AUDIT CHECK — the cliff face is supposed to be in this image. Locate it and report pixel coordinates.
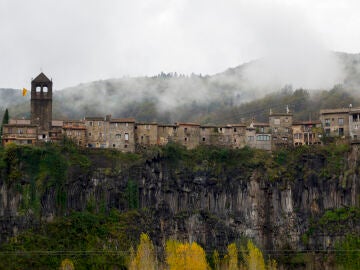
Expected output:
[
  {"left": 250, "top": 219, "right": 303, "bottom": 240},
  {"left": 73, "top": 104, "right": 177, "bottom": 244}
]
[{"left": 0, "top": 144, "right": 359, "bottom": 257}]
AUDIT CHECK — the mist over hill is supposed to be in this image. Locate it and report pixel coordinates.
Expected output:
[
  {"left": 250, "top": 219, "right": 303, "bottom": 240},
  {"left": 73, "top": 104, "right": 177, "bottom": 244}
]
[{"left": 1, "top": 51, "right": 360, "bottom": 123}]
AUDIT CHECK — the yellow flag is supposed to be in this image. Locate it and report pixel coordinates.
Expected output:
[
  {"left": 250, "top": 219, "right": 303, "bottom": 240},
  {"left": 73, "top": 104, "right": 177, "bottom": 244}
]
[{"left": 22, "top": 88, "right": 27, "bottom": 96}]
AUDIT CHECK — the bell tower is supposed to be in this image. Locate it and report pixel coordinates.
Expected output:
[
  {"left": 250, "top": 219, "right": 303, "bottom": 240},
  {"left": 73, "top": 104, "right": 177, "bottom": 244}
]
[{"left": 30, "top": 72, "right": 53, "bottom": 131}]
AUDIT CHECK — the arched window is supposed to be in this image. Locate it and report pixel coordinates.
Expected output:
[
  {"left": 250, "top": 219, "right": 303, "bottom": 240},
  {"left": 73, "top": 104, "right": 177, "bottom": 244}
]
[
  {"left": 36, "top": 86, "right": 41, "bottom": 92},
  {"left": 43, "top": 86, "right": 48, "bottom": 93}
]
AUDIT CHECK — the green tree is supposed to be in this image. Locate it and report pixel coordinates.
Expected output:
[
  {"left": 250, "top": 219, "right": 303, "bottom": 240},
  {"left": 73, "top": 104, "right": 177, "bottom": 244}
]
[
  {"left": 126, "top": 179, "right": 139, "bottom": 209},
  {"left": 335, "top": 235, "right": 360, "bottom": 270},
  {"left": 0, "top": 108, "right": 9, "bottom": 138}
]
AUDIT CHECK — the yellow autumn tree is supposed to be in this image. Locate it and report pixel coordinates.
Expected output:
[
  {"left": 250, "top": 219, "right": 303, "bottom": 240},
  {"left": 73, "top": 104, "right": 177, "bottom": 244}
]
[
  {"left": 226, "top": 243, "right": 238, "bottom": 270},
  {"left": 59, "top": 258, "right": 75, "bottom": 270},
  {"left": 266, "top": 258, "right": 277, "bottom": 270},
  {"left": 213, "top": 250, "right": 220, "bottom": 270},
  {"left": 166, "top": 239, "right": 208, "bottom": 270},
  {"left": 244, "top": 240, "right": 265, "bottom": 270},
  {"left": 129, "top": 233, "right": 157, "bottom": 270}
]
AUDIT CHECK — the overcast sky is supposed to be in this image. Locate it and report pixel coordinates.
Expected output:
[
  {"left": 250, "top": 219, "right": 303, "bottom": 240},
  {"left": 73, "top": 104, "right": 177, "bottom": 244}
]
[{"left": 1, "top": 0, "right": 360, "bottom": 89}]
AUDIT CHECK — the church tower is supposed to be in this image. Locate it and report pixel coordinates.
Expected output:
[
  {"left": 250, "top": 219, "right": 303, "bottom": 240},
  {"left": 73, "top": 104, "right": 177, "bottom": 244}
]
[{"left": 30, "top": 72, "right": 53, "bottom": 132}]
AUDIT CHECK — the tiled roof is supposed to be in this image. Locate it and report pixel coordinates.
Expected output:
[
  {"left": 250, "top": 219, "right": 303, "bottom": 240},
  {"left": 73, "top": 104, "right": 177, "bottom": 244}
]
[
  {"left": 32, "top": 72, "right": 51, "bottom": 83},
  {"left": 177, "top": 122, "right": 200, "bottom": 126},
  {"left": 110, "top": 118, "right": 136, "bottom": 123},
  {"left": 320, "top": 108, "right": 350, "bottom": 114}
]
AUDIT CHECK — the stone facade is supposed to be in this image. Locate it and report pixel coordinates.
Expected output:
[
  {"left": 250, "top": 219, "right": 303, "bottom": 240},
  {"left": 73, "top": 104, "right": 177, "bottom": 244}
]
[
  {"left": 158, "top": 124, "right": 177, "bottom": 145},
  {"left": 245, "top": 122, "right": 272, "bottom": 151},
  {"left": 62, "top": 120, "right": 87, "bottom": 147},
  {"left": 135, "top": 123, "right": 158, "bottom": 147},
  {"left": 269, "top": 111, "right": 293, "bottom": 148},
  {"left": 30, "top": 73, "right": 53, "bottom": 134},
  {"left": 319, "top": 108, "right": 350, "bottom": 138},
  {"left": 85, "top": 117, "right": 109, "bottom": 148},
  {"left": 349, "top": 109, "right": 360, "bottom": 141},
  {"left": 292, "top": 121, "right": 322, "bottom": 146},
  {"left": 2, "top": 124, "right": 37, "bottom": 146},
  {"left": 174, "top": 123, "right": 201, "bottom": 149},
  {"left": 108, "top": 118, "right": 135, "bottom": 152}
]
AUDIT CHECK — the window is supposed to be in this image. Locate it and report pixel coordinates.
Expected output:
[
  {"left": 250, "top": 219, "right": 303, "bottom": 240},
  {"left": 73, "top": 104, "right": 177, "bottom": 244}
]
[
  {"left": 202, "top": 137, "right": 205, "bottom": 141},
  {"left": 124, "top": 144, "right": 128, "bottom": 148},
  {"left": 325, "top": 128, "right": 330, "bottom": 136},
  {"left": 113, "top": 144, "right": 116, "bottom": 148},
  {"left": 116, "top": 134, "right": 121, "bottom": 139},
  {"left": 126, "top": 123, "right": 129, "bottom": 127},
  {"left": 338, "top": 118, "right": 344, "bottom": 125},
  {"left": 36, "top": 86, "right": 41, "bottom": 92},
  {"left": 88, "top": 132, "right": 92, "bottom": 136},
  {"left": 274, "top": 119, "right": 280, "bottom": 125},
  {"left": 282, "top": 137, "right": 288, "bottom": 141},
  {"left": 294, "top": 133, "right": 303, "bottom": 139},
  {"left": 339, "top": 128, "right": 344, "bottom": 136},
  {"left": 248, "top": 136, "right": 254, "bottom": 141},
  {"left": 184, "top": 127, "right": 188, "bottom": 132},
  {"left": 43, "top": 86, "right": 48, "bottom": 93},
  {"left": 89, "top": 121, "right": 93, "bottom": 126},
  {"left": 184, "top": 137, "right": 188, "bottom": 142},
  {"left": 125, "top": 133, "right": 129, "bottom": 141},
  {"left": 260, "top": 127, "right": 264, "bottom": 133},
  {"left": 234, "top": 128, "right": 237, "bottom": 132},
  {"left": 256, "top": 135, "right": 270, "bottom": 141},
  {"left": 325, "top": 119, "right": 330, "bottom": 127}
]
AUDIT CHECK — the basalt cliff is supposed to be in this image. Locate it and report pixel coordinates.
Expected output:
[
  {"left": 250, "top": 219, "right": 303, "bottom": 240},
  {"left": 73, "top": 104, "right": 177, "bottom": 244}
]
[{"left": 0, "top": 143, "right": 359, "bottom": 269}]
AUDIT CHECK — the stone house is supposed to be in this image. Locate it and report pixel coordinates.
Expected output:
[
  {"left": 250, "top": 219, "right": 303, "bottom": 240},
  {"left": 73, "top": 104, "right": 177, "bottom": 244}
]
[
  {"left": 245, "top": 122, "right": 271, "bottom": 151},
  {"left": 2, "top": 123, "right": 38, "bottom": 146},
  {"left": 292, "top": 120, "right": 322, "bottom": 146},
  {"left": 199, "top": 125, "right": 217, "bottom": 146},
  {"left": 85, "top": 116, "right": 109, "bottom": 148},
  {"left": 135, "top": 122, "right": 158, "bottom": 147},
  {"left": 157, "top": 124, "right": 177, "bottom": 145},
  {"left": 319, "top": 108, "right": 350, "bottom": 138},
  {"left": 175, "top": 123, "right": 200, "bottom": 149},
  {"left": 231, "top": 124, "right": 247, "bottom": 149},
  {"left": 62, "top": 120, "right": 87, "bottom": 147},
  {"left": 269, "top": 110, "right": 293, "bottom": 148},
  {"left": 349, "top": 108, "right": 360, "bottom": 141},
  {"left": 108, "top": 118, "right": 135, "bottom": 152}
]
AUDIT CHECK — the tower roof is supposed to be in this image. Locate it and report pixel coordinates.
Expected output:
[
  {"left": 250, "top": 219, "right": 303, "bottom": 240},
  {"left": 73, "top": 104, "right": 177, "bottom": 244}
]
[{"left": 32, "top": 72, "right": 51, "bottom": 83}]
